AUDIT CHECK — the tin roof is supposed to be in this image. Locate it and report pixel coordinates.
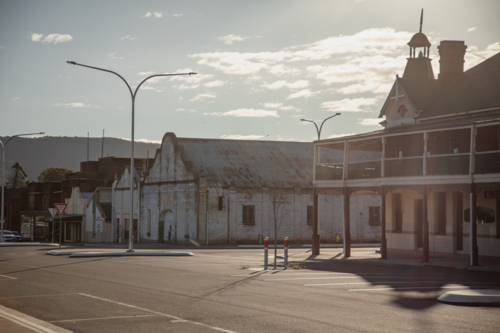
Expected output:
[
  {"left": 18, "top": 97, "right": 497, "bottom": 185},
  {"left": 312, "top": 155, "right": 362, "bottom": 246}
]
[{"left": 176, "top": 138, "right": 315, "bottom": 188}]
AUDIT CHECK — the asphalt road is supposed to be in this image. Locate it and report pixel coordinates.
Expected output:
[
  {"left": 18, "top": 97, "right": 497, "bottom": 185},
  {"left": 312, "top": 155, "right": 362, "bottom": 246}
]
[{"left": 0, "top": 245, "right": 499, "bottom": 333}]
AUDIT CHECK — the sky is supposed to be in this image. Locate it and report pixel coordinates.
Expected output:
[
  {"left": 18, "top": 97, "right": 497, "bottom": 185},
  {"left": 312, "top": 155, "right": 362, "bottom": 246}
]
[{"left": 1, "top": 0, "right": 499, "bottom": 143}]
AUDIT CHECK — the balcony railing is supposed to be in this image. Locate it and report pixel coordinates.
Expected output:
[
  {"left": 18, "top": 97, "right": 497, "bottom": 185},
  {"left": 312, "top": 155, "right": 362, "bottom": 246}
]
[
  {"left": 427, "top": 154, "right": 469, "bottom": 175},
  {"left": 475, "top": 151, "right": 500, "bottom": 174},
  {"left": 348, "top": 161, "right": 381, "bottom": 179},
  {"left": 385, "top": 157, "right": 423, "bottom": 177},
  {"left": 315, "top": 164, "right": 343, "bottom": 180}
]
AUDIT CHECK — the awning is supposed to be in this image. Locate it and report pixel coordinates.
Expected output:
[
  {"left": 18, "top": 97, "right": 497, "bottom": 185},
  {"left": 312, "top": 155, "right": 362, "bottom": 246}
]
[{"left": 37, "top": 214, "right": 83, "bottom": 223}]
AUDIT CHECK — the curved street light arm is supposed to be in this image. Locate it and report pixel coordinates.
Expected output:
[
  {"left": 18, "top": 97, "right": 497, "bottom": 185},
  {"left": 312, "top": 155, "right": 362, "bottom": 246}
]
[
  {"left": 134, "top": 72, "right": 197, "bottom": 98},
  {"left": 300, "top": 119, "right": 320, "bottom": 140},
  {"left": 68, "top": 62, "right": 134, "bottom": 100},
  {"left": 318, "top": 113, "right": 341, "bottom": 140}
]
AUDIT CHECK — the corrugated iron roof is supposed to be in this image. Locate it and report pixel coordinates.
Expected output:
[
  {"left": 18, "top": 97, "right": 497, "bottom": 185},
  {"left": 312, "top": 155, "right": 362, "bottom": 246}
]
[{"left": 177, "top": 138, "right": 315, "bottom": 188}]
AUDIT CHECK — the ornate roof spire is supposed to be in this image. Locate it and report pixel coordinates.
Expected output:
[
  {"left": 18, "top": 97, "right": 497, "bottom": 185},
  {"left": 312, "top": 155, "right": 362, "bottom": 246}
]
[{"left": 419, "top": 8, "right": 423, "bottom": 33}]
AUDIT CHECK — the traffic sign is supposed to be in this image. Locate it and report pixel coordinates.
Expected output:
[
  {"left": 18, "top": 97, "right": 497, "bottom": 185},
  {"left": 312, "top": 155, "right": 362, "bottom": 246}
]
[
  {"left": 48, "top": 208, "right": 58, "bottom": 217},
  {"left": 54, "top": 203, "right": 68, "bottom": 216}
]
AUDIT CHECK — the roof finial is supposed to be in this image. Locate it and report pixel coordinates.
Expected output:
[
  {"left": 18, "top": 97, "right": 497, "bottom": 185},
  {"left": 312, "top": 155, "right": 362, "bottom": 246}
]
[{"left": 419, "top": 8, "right": 423, "bottom": 33}]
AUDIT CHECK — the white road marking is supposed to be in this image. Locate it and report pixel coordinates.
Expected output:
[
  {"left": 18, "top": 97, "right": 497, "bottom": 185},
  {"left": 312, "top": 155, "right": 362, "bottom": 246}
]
[
  {"left": 266, "top": 275, "right": 407, "bottom": 281},
  {"left": 349, "top": 285, "right": 474, "bottom": 292},
  {"left": 0, "top": 293, "right": 76, "bottom": 299},
  {"left": 49, "top": 314, "right": 158, "bottom": 323},
  {"left": 4, "top": 253, "right": 17, "bottom": 255},
  {"left": 305, "top": 281, "right": 493, "bottom": 287},
  {"left": 0, "top": 274, "right": 17, "bottom": 280},
  {"left": 79, "top": 293, "right": 238, "bottom": 333}
]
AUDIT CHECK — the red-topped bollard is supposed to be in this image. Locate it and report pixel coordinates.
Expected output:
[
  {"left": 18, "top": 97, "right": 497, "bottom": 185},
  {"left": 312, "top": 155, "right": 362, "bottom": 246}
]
[
  {"left": 264, "top": 237, "right": 268, "bottom": 270},
  {"left": 284, "top": 237, "right": 288, "bottom": 268}
]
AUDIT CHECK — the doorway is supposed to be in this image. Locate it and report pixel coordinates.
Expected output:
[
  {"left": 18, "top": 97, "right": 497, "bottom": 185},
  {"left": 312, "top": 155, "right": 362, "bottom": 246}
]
[
  {"left": 414, "top": 199, "right": 423, "bottom": 248},
  {"left": 453, "top": 192, "right": 463, "bottom": 251},
  {"left": 159, "top": 210, "right": 174, "bottom": 243}
]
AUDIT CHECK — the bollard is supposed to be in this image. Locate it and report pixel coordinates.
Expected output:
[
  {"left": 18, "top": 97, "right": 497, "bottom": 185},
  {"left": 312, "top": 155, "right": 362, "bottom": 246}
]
[
  {"left": 264, "top": 237, "right": 268, "bottom": 270},
  {"left": 284, "top": 237, "right": 288, "bottom": 268}
]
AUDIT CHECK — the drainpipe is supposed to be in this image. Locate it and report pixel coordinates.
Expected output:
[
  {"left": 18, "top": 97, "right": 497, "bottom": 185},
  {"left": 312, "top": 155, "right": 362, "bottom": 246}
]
[{"left": 206, "top": 190, "right": 209, "bottom": 245}]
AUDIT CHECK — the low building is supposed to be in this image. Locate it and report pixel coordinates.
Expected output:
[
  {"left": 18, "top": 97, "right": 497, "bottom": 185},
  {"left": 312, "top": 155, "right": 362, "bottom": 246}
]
[{"left": 117, "top": 133, "right": 382, "bottom": 245}]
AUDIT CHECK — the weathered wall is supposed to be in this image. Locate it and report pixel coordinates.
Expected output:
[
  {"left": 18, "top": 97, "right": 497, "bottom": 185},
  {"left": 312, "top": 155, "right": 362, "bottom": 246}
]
[{"left": 112, "top": 168, "right": 140, "bottom": 243}]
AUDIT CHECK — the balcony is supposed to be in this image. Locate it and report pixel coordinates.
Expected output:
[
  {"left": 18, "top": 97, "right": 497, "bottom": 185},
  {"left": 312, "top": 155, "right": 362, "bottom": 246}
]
[
  {"left": 427, "top": 154, "right": 469, "bottom": 175},
  {"left": 385, "top": 157, "right": 423, "bottom": 177},
  {"left": 315, "top": 164, "right": 343, "bottom": 180},
  {"left": 348, "top": 161, "right": 381, "bottom": 179},
  {"left": 475, "top": 151, "right": 500, "bottom": 174}
]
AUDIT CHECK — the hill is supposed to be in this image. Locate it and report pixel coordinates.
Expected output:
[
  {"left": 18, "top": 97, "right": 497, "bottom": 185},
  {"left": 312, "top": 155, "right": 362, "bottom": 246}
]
[{"left": 0, "top": 136, "right": 160, "bottom": 181}]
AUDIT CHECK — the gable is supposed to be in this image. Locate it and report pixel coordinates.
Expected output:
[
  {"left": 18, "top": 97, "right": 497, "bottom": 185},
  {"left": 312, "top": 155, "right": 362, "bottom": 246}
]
[{"left": 145, "top": 133, "right": 196, "bottom": 184}]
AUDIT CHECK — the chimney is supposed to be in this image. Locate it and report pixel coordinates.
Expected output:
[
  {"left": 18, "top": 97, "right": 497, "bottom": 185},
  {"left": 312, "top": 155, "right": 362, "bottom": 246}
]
[{"left": 438, "top": 40, "right": 467, "bottom": 87}]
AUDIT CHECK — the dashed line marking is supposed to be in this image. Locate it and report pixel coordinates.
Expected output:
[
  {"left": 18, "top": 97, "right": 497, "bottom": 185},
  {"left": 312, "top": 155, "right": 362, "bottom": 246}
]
[
  {"left": 0, "top": 274, "right": 17, "bottom": 280},
  {"left": 78, "top": 293, "right": 238, "bottom": 333},
  {"left": 349, "top": 285, "right": 473, "bottom": 292},
  {"left": 50, "top": 314, "right": 158, "bottom": 323},
  {"left": 0, "top": 293, "right": 76, "bottom": 299}
]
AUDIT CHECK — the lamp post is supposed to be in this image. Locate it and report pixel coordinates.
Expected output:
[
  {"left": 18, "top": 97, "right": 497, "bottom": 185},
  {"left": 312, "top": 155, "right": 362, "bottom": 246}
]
[
  {"left": 1, "top": 132, "right": 45, "bottom": 242},
  {"left": 67, "top": 61, "right": 196, "bottom": 252},
  {"left": 300, "top": 113, "right": 341, "bottom": 140}
]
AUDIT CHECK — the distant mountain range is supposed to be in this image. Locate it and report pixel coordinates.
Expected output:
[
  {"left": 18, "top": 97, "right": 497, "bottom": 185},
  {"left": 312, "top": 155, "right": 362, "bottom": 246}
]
[{"left": 0, "top": 136, "right": 160, "bottom": 181}]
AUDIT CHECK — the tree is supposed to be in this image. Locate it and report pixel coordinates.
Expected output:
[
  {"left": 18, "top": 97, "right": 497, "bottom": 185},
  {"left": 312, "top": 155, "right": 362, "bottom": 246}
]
[
  {"left": 40, "top": 167, "right": 73, "bottom": 182},
  {"left": 7, "top": 162, "right": 28, "bottom": 189},
  {"left": 266, "top": 152, "right": 292, "bottom": 269}
]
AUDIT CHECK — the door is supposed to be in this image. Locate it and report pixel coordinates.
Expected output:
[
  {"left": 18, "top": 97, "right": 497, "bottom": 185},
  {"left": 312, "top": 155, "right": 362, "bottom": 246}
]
[
  {"left": 453, "top": 192, "right": 463, "bottom": 251},
  {"left": 393, "top": 193, "right": 402, "bottom": 232},
  {"left": 415, "top": 199, "right": 423, "bottom": 248}
]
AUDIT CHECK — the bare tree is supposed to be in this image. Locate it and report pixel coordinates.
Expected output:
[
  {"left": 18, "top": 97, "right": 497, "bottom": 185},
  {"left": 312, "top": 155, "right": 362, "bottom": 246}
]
[
  {"left": 8, "top": 162, "right": 28, "bottom": 189},
  {"left": 266, "top": 154, "right": 292, "bottom": 269}
]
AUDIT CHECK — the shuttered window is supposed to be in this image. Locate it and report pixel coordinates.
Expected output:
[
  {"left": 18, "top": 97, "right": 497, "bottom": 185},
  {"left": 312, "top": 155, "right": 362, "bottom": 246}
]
[{"left": 242, "top": 205, "right": 255, "bottom": 225}]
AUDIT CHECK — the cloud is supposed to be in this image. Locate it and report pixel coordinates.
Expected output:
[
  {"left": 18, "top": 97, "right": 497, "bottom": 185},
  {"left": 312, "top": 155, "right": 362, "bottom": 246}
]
[
  {"left": 204, "top": 80, "right": 228, "bottom": 88},
  {"left": 138, "top": 71, "right": 155, "bottom": 76},
  {"left": 121, "top": 35, "right": 138, "bottom": 40},
  {"left": 321, "top": 97, "right": 378, "bottom": 112},
  {"left": 191, "top": 27, "right": 414, "bottom": 95},
  {"left": 262, "top": 102, "right": 283, "bottom": 109},
  {"left": 220, "top": 134, "right": 265, "bottom": 140},
  {"left": 55, "top": 102, "right": 101, "bottom": 108},
  {"left": 31, "top": 33, "right": 43, "bottom": 42},
  {"left": 204, "top": 109, "right": 279, "bottom": 117},
  {"left": 287, "top": 89, "right": 319, "bottom": 99},
  {"left": 14, "top": 97, "right": 20, "bottom": 100},
  {"left": 175, "top": 108, "right": 196, "bottom": 113},
  {"left": 262, "top": 80, "right": 309, "bottom": 90},
  {"left": 172, "top": 13, "right": 183, "bottom": 17},
  {"left": 190, "top": 93, "right": 216, "bottom": 102},
  {"left": 465, "top": 42, "right": 500, "bottom": 69},
  {"left": 467, "top": 27, "right": 477, "bottom": 32},
  {"left": 32, "top": 33, "right": 73, "bottom": 44},
  {"left": 218, "top": 34, "right": 250, "bottom": 45},
  {"left": 140, "top": 86, "right": 164, "bottom": 92},
  {"left": 142, "top": 11, "right": 165, "bottom": 18},
  {"left": 358, "top": 118, "right": 383, "bottom": 126},
  {"left": 327, "top": 133, "right": 356, "bottom": 138}
]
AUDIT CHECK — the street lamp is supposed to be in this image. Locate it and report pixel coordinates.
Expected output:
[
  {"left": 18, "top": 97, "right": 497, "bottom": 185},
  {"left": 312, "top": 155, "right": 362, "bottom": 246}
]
[
  {"left": 301, "top": 113, "right": 341, "bottom": 140},
  {"left": 1, "top": 132, "right": 45, "bottom": 242},
  {"left": 67, "top": 61, "right": 197, "bottom": 252}
]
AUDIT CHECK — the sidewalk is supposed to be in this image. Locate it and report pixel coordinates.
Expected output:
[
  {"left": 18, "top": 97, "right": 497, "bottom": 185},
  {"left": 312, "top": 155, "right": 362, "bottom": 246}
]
[{"left": 0, "top": 304, "right": 72, "bottom": 333}]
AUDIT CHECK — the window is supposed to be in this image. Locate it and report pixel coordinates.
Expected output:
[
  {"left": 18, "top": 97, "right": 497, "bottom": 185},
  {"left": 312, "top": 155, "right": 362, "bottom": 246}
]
[
  {"left": 369, "top": 207, "right": 381, "bottom": 226},
  {"left": 29, "top": 194, "right": 34, "bottom": 206},
  {"left": 307, "top": 206, "right": 313, "bottom": 225},
  {"left": 242, "top": 205, "right": 255, "bottom": 225},
  {"left": 42, "top": 196, "right": 47, "bottom": 205},
  {"left": 395, "top": 137, "right": 403, "bottom": 158},
  {"left": 218, "top": 196, "right": 223, "bottom": 211}
]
